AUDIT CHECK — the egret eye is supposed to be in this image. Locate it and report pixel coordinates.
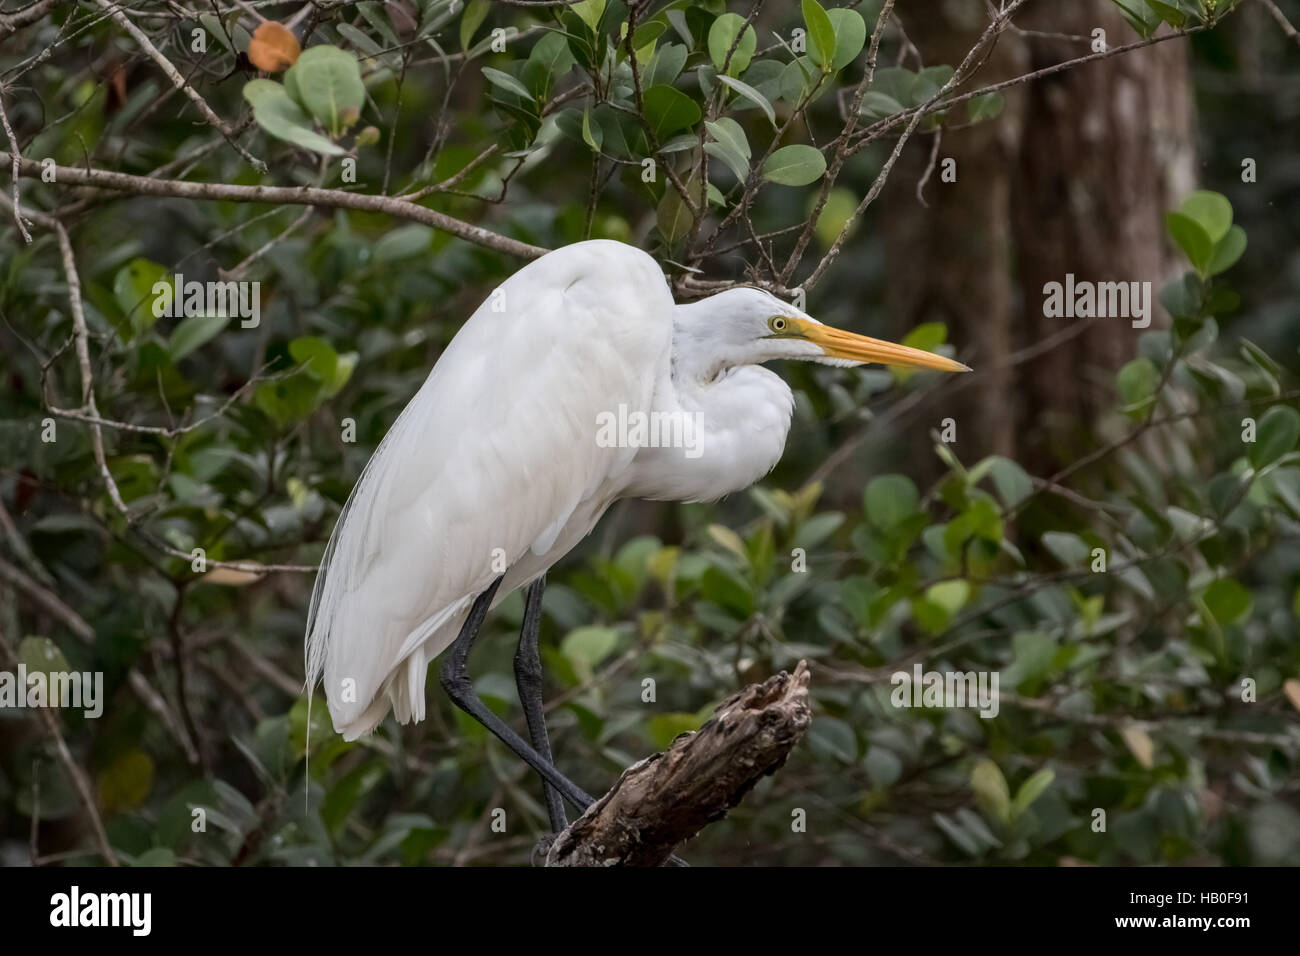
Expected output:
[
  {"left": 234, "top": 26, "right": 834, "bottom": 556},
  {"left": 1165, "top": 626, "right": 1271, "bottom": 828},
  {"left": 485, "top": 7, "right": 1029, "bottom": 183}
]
[{"left": 769, "top": 316, "right": 791, "bottom": 334}]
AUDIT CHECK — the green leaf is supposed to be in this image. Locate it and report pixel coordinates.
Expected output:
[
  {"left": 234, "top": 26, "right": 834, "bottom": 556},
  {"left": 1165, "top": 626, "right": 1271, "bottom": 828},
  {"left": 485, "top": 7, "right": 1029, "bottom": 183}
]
[
  {"left": 647, "top": 713, "right": 703, "bottom": 750},
  {"left": 481, "top": 66, "right": 533, "bottom": 102},
  {"left": 860, "top": 90, "right": 905, "bottom": 120},
  {"left": 913, "top": 65, "right": 954, "bottom": 102},
  {"left": 933, "top": 812, "right": 982, "bottom": 856},
  {"left": 113, "top": 257, "right": 169, "bottom": 337},
  {"left": 703, "top": 142, "right": 746, "bottom": 184},
  {"left": 561, "top": 625, "right": 619, "bottom": 676},
  {"left": 704, "top": 118, "right": 750, "bottom": 182},
  {"left": 825, "top": 8, "right": 867, "bottom": 71},
  {"left": 284, "top": 46, "right": 365, "bottom": 136},
  {"left": 865, "top": 474, "right": 919, "bottom": 531},
  {"left": 323, "top": 353, "right": 355, "bottom": 398},
  {"left": 987, "top": 456, "right": 1033, "bottom": 508},
  {"left": 801, "top": 0, "right": 836, "bottom": 70},
  {"left": 1010, "top": 769, "right": 1055, "bottom": 819},
  {"left": 1110, "top": 0, "right": 1162, "bottom": 38},
  {"left": 630, "top": 20, "right": 666, "bottom": 54},
  {"left": 98, "top": 750, "right": 155, "bottom": 814},
  {"left": 374, "top": 223, "right": 433, "bottom": 261},
  {"left": 707, "top": 12, "right": 756, "bottom": 75},
  {"left": 808, "top": 715, "right": 858, "bottom": 763},
  {"left": 716, "top": 74, "right": 776, "bottom": 126},
  {"left": 168, "top": 315, "right": 230, "bottom": 361},
  {"left": 656, "top": 183, "right": 693, "bottom": 243},
  {"left": 243, "top": 78, "right": 344, "bottom": 155},
  {"left": 1146, "top": 0, "right": 1188, "bottom": 27},
  {"left": 944, "top": 498, "right": 1004, "bottom": 553},
  {"left": 1177, "top": 189, "right": 1233, "bottom": 244},
  {"left": 131, "top": 847, "right": 177, "bottom": 867},
  {"left": 646, "top": 42, "right": 688, "bottom": 86},
  {"left": 706, "top": 523, "right": 747, "bottom": 560},
  {"left": 18, "top": 635, "right": 69, "bottom": 676},
  {"left": 811, "top": 186, "right": 857, "bottom": 247},
  {"left": 926, "top": 579, "right": 970, "bottom": 614},
  {"left": 1160, "top": 274, "right": 1202, "bottom": 319},
  {"left": 528, "top": 31, "right": 575, "bottom": 81},
  {"left": 865, "top": 746, "right": 903, "bottom": 787},
  {"left": 705, "top": 117, "right": 750, "bottom": 160},
  {"left": 1202, "top": 578, "right": 1252, "bottom": 625},
  {"left": 459, "top": 0, "right": 489, "bottom": 50},
  {"left": 256, "top": 372, "right": 319, "bottom": 425},
  {"left": 701, "top": 564, "right": 754, "bottom": 616},
  {"left": 289, "top": 336, "right": 339, "bottom": 384},
  {"left": 967, "top": 92, "right": 1006, "bottom": 122},
  {"left": 642, "top": 84, "right": 701, "bottom": 141},
  {"left": 1117, "top": 357, "right": 1159, "bottom": 412},
  {"left": 1042, "top": 531, "right": 1090, "bottom": 568},
  {"left": 1208, "top": 224, "right": 1247, "bottom": 276},
  {"left": 971, "top": 758, "right": 1011, "bottom": 825},
  {"left": 570, "top": 0, "right": 606, "bottom": 35},
  {"left": 1165, "top": 212, "right": 1213, "bottom": 273},
  {"left": 580, "top": 106, "right": 603, "bottom": 151},
  {"left": 762, "top": 144, "right": 826, "bottom": 186},
  {"left": 1251, "top": 405, "right": 1300, "bottom": 468}
]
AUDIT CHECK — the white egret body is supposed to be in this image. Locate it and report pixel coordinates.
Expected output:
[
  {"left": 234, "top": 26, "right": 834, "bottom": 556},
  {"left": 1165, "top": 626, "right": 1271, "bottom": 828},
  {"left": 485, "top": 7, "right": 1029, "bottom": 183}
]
[{"left": 305, "top": 240, "right": 966, "bottom": 741}]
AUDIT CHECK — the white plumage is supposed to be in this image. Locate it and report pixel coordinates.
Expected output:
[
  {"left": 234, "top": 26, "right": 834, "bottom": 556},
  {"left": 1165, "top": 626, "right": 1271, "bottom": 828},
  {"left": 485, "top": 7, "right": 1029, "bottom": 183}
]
[{"left": 305, "top": 239, "right": 967, "bottom": 739}]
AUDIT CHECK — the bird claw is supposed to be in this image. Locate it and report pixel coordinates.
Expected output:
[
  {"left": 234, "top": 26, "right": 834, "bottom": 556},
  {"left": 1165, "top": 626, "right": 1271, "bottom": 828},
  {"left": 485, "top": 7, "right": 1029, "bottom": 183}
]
[{"left": 530, "top": 833, "right": 557, "bottom": 867}]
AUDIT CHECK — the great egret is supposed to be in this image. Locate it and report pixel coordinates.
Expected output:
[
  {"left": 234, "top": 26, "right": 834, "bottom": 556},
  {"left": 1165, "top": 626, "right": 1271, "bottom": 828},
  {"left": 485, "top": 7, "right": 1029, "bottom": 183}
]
[{"left": 305, "top": 239, "right": 968, "bottom": 831}]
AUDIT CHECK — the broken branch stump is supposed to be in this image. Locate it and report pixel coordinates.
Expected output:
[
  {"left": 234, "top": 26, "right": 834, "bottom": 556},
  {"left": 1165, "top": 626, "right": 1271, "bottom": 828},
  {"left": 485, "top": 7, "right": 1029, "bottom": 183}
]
[{"left": 546, "top": 660, "right": 812, "bottom": 867}]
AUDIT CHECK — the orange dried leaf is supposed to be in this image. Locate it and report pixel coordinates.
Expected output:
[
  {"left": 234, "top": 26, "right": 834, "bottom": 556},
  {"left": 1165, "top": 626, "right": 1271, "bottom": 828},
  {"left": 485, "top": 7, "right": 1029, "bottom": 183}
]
[
  {"left": 248, "top": 21, "right": 300, "bottom": 72},
  {"left": 1284, "top": 678, "right": 1300, "bottom": 712}
]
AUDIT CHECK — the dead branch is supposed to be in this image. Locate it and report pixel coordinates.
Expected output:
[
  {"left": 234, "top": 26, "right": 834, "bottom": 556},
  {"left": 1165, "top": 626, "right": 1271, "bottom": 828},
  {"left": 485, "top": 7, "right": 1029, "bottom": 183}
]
[{"left": 546, "top": 661, "right": 811, "bottom": 867}]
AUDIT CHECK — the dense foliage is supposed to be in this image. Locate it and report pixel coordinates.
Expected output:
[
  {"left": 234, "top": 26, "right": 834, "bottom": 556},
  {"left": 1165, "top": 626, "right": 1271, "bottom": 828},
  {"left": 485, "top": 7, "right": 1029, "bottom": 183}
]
[{"left": 1, "top": 0, "right": 1297, "bottom": 867}]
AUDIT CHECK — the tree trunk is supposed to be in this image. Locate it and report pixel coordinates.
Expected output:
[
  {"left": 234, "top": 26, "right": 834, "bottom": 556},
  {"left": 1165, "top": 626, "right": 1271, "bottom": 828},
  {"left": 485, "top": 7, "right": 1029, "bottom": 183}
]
[{"left": 883, "top": 1, "right": 1195, "bottom": 474}]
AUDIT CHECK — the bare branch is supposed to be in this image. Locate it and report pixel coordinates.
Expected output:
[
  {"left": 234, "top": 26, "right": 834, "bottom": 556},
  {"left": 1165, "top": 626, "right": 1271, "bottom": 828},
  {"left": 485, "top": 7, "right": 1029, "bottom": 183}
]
[{"left": 0, "top": 152, "right": 549, "bottom": 259}]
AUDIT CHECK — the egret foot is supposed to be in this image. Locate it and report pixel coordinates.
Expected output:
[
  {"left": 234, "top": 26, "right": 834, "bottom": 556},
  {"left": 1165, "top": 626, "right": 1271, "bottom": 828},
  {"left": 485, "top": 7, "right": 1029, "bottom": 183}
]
[{"left": 530, "top": 833, "right": 556, "bottom": 867}]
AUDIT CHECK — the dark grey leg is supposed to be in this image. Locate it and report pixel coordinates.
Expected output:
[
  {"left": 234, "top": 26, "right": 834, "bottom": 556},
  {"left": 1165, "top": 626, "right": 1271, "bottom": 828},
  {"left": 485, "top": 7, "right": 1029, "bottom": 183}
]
[
  {"left": 440, "top": 576, "right": 594, "bottom": 814},
  {"left": 514, "top": 575, "right": 568, "bottom": 833}
]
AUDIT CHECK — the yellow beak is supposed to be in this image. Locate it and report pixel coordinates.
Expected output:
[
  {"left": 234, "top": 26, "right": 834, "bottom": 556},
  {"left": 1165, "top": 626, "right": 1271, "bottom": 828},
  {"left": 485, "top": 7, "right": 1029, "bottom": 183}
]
[{"left": 804, "top": 323, "right": 971, "bottom": 373}]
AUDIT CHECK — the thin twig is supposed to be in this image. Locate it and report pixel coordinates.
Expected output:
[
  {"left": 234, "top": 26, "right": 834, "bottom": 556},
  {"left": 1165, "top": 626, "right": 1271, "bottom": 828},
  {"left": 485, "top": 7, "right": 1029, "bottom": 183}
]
[
  {"left": 89, "top": 0, "right": 266, "bottom": 171},
  {"left": 0, "top": 89, "right": 31, "bottom": 242}
]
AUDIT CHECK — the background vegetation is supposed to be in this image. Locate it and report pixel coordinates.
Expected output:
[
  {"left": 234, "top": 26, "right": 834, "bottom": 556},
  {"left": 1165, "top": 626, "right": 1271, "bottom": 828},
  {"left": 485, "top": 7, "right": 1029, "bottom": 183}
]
[{"left": 1, "top": 0, "right": 1298, "bottom": 866}]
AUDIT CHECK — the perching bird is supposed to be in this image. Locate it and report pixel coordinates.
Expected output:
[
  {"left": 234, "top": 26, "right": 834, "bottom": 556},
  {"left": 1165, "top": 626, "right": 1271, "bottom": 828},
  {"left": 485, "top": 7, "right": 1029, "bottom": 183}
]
[{"left": 305, "top": 239, "right": 968, "bottom": 831}]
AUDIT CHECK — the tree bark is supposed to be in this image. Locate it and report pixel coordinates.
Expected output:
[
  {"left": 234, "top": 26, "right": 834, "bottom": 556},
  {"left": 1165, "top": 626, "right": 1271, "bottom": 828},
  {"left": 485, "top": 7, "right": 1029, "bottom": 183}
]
[{"left": 883, "top": 1, "right": 1195, "bottom": 474}]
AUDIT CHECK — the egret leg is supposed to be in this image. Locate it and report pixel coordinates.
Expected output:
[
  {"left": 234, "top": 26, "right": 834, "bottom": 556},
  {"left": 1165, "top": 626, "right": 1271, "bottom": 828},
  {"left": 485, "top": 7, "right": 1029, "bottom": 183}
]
[
  {"left": 514, "top": 575, "right": 568, "bottom": 833},
  {"left": 440, "top": 576, "right": 595, "bottom": 814}
]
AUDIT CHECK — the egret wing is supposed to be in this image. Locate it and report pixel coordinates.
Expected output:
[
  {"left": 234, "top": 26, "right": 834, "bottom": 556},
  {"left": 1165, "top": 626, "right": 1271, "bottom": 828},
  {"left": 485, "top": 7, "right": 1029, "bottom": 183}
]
[{"left": 305, "top": 241, "right": 672, "bottom": 737}]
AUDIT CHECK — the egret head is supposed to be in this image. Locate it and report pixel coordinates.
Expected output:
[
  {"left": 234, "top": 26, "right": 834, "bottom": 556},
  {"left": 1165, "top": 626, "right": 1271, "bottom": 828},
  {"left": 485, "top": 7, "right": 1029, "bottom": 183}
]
[{"left": 678, "top": 287, "right": 970, "bottom": 379}]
